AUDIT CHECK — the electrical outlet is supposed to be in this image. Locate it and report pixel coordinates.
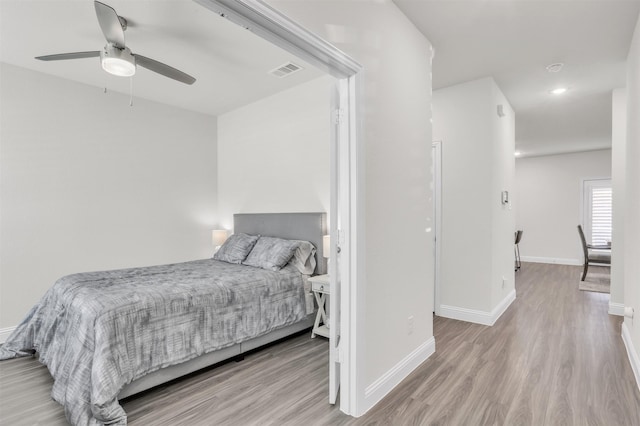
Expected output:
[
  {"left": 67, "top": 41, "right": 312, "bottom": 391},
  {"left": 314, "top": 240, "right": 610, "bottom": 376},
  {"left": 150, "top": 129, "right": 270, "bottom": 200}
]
[{"left": 408, "top": 315, "right": 414, "bottom": 335}]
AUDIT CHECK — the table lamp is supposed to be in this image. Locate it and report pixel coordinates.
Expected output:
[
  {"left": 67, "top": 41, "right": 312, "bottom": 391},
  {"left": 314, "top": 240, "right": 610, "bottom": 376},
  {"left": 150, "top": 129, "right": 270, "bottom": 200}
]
[
  {"left": 323, "top": 234, "right": 330, "bottom": 275},
  {"left": 212, "top": 229, "right": 229, "bottom": 253}
]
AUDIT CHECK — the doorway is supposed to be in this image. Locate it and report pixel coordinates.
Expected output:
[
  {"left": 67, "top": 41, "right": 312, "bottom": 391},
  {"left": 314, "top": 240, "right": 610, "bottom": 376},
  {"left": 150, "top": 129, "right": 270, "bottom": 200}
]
[{"left": 196, "top": 0, "right": 363, "bottom": 415}]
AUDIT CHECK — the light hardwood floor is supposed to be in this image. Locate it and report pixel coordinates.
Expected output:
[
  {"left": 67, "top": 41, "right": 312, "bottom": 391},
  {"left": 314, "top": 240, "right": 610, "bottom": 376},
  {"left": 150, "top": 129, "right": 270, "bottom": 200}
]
[{"left": 1, "top": 263, "right": 639, "bottom": 425}]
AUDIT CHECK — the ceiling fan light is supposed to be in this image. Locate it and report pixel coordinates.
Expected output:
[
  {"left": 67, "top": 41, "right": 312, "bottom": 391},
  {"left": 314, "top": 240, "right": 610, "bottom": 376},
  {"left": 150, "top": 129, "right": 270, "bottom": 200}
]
[
  {"left": 102, "top": 57, "right": 135, "bottom": 76},
  {"left": 101, "top": 44, "right": 135, "bottom": 77}
]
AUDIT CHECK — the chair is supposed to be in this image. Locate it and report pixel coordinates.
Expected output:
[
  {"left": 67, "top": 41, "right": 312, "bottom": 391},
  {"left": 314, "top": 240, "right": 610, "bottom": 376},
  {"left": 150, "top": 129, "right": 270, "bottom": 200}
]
[
  {"left": 514, "top": 230, "right": 523, "bottom": 271},
  {"left": 577, "top": 225, "right": 611, "bottom": 281}
]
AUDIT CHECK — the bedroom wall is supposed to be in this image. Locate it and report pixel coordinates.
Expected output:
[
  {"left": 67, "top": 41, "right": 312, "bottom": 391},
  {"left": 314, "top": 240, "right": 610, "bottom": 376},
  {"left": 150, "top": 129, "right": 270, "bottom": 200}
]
[
  {"left": 267, "top": 0, "right": 434, "bottom": 416},
  {"left": 622, "top": 12, "right": 640, "bottom": 391},
  {"left": 216, "top": 76, "right": 332, "bottom": 229},
  {"left": 432, "top": 77, "right": 516, "bottom": 321},
  {"left": 0, "top": 63, "right": 218, "bottom": 334},
  {"left": 611, "top": 89, "right": 627, "bottom": 314},
  {"left": 514, "top": 149, "right": 612, "bottom": 265}
]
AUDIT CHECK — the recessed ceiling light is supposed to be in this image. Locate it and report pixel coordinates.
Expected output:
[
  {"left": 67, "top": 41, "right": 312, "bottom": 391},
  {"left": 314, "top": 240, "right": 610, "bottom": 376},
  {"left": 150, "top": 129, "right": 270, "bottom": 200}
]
[
  {"left": 514, "top": 151, "right": 522, "bottom": 157},
  {"left": 546, "top": 63, "right": 564, "bottom": 73},
  {"left": 550, "top": 87, "right": 567, "bottom": 95}
]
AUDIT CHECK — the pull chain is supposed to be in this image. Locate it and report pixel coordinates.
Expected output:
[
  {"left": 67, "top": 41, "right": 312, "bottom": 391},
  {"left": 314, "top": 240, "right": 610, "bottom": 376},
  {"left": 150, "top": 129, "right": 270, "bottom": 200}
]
[{"left": 129, "top": 76, "right": 134, "bottom": 107}]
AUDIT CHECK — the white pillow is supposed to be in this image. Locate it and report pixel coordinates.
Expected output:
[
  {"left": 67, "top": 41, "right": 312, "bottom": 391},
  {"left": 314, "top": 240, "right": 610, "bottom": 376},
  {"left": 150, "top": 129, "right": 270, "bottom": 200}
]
[{"left": 287, "top": 240, "right": 317, "bottom": 275}]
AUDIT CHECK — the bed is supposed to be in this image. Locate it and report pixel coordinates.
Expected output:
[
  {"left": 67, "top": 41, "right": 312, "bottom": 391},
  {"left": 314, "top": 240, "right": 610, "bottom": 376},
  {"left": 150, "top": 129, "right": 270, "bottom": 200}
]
[{"left": 0, "top": 212, "right": 327, "bottom": 426}]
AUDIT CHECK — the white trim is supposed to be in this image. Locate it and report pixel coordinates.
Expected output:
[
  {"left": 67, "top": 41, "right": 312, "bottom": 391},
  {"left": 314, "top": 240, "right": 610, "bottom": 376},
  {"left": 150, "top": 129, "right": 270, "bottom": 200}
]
[
  {"left": 609, "top": 302, "right": 626, "bottom": 316},
  {"left": 350, "top": 73, "right": 365, "bottom": 417},
  {"left": 328, "top": 78, "right": 340, "bottom": 405},
  {"left": 520, "top": 256, "right": 581, "bottom": 266},
  {"left": 439, "top": 289, "right": 516, "bottom": 326},
  {"left": 0, "top": 326, "right": 16, "bottom": 344},
  {"left": 439, "top": 304, "right": 494, "bottom": 325},
  {"left": 621, "top": 322, "right": 640, "bottom": 392},
  {"left": 362, "top": 337, "right": 436, "bottom": 413},
  {"left": 432, "top": 141, "right": 442, "bottom": 316},
  {"left": 195, "top": 0, "right": 364, "bottom": 416},
  {"left": 492, "top": 290, "right": 517, "bottom": 324},
  {"left": 194, "top": 0, "right": 361, "bottom": 79}
]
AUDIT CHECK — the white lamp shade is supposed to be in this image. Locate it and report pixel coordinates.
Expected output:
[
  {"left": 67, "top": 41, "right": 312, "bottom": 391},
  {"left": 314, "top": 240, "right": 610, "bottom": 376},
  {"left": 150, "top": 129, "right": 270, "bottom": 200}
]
[
  {"left": 322, "top": 235, "right": 330, "bottom": 258},
  {"left": 212, "top": 230, "right": 229, "bottom": 247}
]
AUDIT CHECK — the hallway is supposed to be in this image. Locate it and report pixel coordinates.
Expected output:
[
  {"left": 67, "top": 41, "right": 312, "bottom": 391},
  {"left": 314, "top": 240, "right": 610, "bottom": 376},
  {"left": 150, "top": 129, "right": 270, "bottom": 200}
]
[{"left": 359, "top": 262, "right": 640, "bottom": 424}]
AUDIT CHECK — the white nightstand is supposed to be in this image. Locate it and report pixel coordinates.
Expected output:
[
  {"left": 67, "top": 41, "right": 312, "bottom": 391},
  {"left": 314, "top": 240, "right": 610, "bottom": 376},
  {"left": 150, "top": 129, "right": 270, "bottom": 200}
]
[{"left": 308, "top": 274, "right": 330, "bottom": 339}]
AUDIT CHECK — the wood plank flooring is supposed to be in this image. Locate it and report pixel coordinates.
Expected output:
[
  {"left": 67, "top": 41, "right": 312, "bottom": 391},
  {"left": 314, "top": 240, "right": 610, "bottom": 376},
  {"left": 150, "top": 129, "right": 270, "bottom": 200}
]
[
  {"left": 1, "top": 262, "right": 639, "bottom": 425},
  {"left": 354, "top": 263, "right": 640, "bottom": 425}
]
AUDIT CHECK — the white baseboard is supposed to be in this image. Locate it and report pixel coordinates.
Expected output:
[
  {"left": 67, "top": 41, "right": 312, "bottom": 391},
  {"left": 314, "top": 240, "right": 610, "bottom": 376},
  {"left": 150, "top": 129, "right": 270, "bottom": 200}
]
[
  {"left": 621, "top": 322, "right": 640, "bottom": 392},
  {"left": 520, "top": 256, "right": 581, "bottom": 266},
  {"left": 362, "top": 336, "right": 435, "bottom": 414},
  {"left": 439, "top": 304, "right": 494, "bottom": 325},
  {"left": 439, "top": 289, "right": 516, "bottom": 326},
  {"left": 0, "top": 326, "right": 16, "bottom": 344},
  {"left": 609, "top": 302, "right": 626, "bottom": 316},
  {"left": 492, "top": 289, "right": 517, "bottom": 323}
]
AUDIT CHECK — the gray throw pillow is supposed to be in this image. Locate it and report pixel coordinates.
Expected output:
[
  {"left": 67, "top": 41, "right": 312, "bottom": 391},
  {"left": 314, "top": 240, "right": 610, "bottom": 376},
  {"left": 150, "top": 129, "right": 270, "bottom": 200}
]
[
  {"left": 214, "top": 233, "right": 259, "bottom": 264},
  {"left": 243, "top": 236, "right": 300, "bottom": 271}
]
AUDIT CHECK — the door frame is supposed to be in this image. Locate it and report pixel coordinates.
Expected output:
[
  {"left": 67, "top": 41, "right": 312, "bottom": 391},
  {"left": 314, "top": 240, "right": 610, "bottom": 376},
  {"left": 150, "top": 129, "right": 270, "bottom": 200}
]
[
  {"left": 195, "top": 0, "right": 364, "bottom": 415},
  {"left": 432, "top": 141, "right": 442, "bottom": 316}
]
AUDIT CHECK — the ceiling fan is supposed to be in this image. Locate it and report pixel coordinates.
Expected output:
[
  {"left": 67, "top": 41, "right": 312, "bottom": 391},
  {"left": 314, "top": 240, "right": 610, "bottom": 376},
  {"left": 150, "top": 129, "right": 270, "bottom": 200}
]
[{"left": 35, "top": 1, "right": 196, "bottom": 85}]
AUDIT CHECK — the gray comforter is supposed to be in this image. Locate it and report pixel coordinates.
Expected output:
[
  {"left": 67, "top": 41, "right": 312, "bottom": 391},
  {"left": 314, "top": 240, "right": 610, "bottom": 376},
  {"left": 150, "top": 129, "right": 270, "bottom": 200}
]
[{"left": 0, "top": 259, "right": 307, "bottom": 425}]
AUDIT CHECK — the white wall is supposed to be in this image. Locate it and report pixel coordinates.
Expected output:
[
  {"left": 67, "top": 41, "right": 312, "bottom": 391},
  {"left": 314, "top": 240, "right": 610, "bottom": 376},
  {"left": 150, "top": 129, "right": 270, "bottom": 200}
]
[
  {"left": 515, "top": 150, "right": 612, "bottom": 265},
  {"left": 0, "top": 63, "right": 218, "bottom": 331},
  {"left": 611, "top": 89, "right": 627, "bottom": 311},
  {"left": 490, "top": 83, "right": 517, "bottom": 316},
  {"left": 432, "top": 77, "right": 515, "bottom": 318},
  {"left": 267, "top": 0, "right": 434, "bottom": 415},
  {"left": 217, "top": 76, "right": 332, "bottom": 229},
  {"left": 622, "top": 13, "right": 640, "bottom": 391}
]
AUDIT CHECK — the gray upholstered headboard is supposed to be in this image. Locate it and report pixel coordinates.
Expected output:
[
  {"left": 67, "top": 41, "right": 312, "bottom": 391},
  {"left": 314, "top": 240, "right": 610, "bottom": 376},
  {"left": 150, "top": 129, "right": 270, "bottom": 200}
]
[{"left": 234, "top": 212, "right": 327, "bottom": 275}]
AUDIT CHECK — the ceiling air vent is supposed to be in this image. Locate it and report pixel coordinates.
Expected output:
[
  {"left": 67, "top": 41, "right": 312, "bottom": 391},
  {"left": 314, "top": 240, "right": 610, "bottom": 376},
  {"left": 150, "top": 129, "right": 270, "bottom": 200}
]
[{"left": 269, "top": 62, "right": 303, "bottom": 78}]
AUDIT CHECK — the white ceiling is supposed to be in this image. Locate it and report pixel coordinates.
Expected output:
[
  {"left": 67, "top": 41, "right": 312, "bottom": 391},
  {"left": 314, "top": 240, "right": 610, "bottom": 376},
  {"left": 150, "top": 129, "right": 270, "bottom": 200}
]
[
  {"left": 394, "top": 0, "right": 640, "bottom": 157},
  {"left": 0, "top": 0, "right": 324, "bottom": 117},
  {"left": 3, "top": 1, "right": 639, "bottom": 157}
]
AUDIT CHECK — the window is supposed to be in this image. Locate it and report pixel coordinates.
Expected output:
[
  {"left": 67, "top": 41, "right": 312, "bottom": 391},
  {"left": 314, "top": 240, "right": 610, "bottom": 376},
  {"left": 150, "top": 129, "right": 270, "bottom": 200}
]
[{"left": 582, "top": 179, "right": 612, "bottom": 246}]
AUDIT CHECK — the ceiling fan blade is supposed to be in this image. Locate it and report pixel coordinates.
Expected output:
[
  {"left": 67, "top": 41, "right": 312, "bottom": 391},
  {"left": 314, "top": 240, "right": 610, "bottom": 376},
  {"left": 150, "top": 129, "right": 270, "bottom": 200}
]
[
  {"left": 35, "top": 51, "right": 101, "bottom": 61},
  {"left": 94, "top": 1, "right": 125, "bottom": 48},
  {"left": 134, "top": 55, "right": 196, "bottom": 85}
]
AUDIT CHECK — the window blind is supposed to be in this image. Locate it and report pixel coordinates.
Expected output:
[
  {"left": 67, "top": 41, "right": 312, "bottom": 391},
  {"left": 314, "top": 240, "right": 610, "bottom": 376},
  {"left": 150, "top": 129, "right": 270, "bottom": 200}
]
[{"left": 590, "top": 186, "right": 612, "bottom": 246}]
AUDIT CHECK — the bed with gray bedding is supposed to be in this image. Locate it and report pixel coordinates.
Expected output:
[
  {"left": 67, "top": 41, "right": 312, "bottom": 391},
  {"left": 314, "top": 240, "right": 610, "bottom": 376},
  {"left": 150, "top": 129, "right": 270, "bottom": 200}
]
[
  {"left": 0, "top": 259, "right": 309, "bottom": 425},
  {"left": 0, "top": 213, "right": 327, "bottom": 426}
]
